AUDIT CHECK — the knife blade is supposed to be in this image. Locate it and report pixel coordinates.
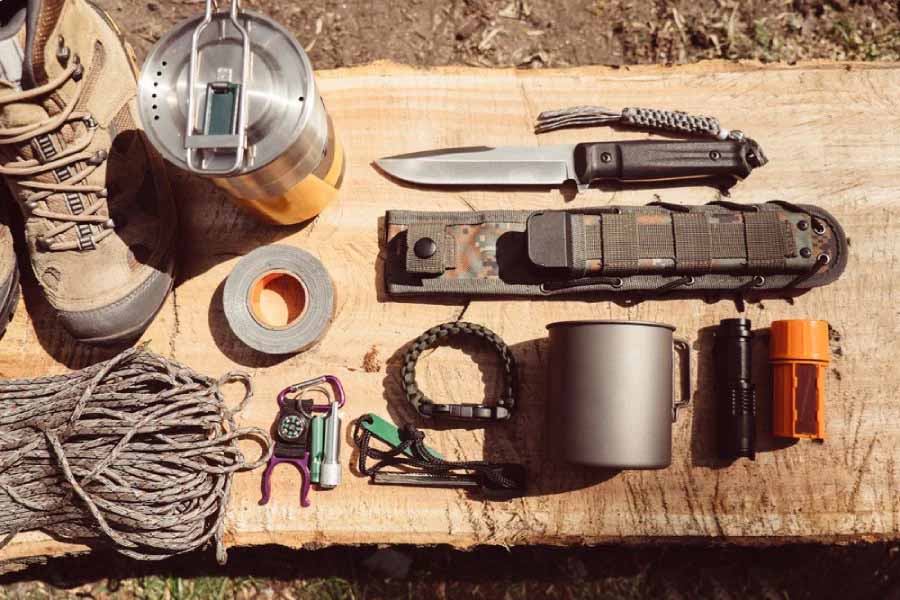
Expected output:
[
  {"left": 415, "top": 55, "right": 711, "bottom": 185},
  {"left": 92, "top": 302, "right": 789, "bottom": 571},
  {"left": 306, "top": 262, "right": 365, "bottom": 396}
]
[{"left": 376, "top": 139, "right": 766, "bottom": 191}]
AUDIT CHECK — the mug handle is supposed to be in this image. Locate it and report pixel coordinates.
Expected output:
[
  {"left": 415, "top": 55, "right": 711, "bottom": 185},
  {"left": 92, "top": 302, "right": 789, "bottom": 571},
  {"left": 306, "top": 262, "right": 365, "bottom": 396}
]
[{"left": 672, "top": 337, "right": 692, "bottom": 422}]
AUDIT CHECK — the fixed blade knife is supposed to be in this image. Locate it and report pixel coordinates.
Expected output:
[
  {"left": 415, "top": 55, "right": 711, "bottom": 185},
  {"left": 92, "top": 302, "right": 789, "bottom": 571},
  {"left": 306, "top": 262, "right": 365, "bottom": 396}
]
[{"left": 376, "top": 138, "right": 766, "bottom": 191}]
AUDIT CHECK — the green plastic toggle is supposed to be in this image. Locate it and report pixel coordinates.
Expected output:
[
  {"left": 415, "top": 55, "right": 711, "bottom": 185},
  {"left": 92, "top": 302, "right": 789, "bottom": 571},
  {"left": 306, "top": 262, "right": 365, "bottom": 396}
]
[{"left": 359, "top": 413, "right": 443, "bottom": 459}]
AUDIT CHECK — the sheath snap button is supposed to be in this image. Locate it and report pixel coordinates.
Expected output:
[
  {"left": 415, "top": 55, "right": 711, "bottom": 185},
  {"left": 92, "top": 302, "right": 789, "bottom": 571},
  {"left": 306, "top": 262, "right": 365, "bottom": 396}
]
[{"left": 414, "top": 237, "right": 437, "bottom": 259}]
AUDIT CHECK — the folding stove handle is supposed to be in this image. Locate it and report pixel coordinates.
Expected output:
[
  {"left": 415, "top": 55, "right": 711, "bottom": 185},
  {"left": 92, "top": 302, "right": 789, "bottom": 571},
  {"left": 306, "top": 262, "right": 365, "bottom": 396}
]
[{"left": 184, "top": 0, "right": 251, "bottom": 176}]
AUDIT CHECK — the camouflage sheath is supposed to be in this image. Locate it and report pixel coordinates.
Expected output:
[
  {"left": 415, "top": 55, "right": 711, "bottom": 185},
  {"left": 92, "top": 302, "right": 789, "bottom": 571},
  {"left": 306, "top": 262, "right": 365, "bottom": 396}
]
[{"left": 383, "top": 202, "right": 847, "bottom": 297}]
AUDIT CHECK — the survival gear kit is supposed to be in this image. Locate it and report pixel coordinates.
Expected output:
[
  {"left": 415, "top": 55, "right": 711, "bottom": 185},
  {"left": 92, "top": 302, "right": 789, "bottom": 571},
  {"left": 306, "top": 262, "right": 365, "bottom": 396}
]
[{"left": 0, "top": 0, "right": 847, "bottom": 563}]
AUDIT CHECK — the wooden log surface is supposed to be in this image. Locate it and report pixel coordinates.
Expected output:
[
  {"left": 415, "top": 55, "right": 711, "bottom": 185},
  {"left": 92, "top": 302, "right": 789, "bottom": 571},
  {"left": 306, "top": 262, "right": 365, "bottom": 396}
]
[{"left": 1, "top": 60, "right": 899, "bottom": 563}]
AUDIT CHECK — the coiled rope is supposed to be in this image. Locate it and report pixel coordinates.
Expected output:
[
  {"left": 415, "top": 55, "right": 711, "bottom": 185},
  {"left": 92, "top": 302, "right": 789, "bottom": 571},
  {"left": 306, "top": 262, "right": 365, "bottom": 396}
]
[{"left": 0, "top": 347, "right": 273, "bottom": 563}]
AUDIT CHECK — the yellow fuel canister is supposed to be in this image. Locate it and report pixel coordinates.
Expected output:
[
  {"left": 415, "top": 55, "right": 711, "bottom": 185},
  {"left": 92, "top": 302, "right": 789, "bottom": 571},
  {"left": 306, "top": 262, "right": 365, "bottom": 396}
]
[
  {"left": 136, "top": 0, "right": 344, "bottom": 224},
  {"left": 769, "top": 319, "right": 830, "bottom": 440}
]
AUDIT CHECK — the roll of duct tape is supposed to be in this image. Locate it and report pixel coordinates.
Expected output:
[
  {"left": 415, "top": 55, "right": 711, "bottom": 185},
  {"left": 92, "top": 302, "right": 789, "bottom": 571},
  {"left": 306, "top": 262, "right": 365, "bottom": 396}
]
[{"left": 224, "top": 246, "right": 334, "bottom": 355}]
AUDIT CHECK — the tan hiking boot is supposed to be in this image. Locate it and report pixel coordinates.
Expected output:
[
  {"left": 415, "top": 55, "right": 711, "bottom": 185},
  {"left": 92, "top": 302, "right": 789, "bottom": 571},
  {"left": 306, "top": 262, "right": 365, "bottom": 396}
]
[
  {"left": 0, "top": 199, "right": 20, "bottom": 336},
  {"left": 0, "top": 0, "right": 176, "bottom": 344}
]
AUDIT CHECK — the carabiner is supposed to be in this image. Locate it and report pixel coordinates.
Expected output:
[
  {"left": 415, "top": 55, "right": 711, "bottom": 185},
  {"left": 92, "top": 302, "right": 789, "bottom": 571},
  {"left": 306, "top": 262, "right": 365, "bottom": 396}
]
[
  {"left": 261, "top": 375, "right": 347, "bottom": 507},
  {"left": 277, "top": 375, "right": 345, "bottom": 413}
]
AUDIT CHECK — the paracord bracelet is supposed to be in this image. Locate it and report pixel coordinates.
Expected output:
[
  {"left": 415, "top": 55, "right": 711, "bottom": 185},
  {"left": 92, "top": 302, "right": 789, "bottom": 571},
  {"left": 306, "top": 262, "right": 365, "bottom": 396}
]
[{"left": 401, "top": 322, "right": 517, "bottom": 422}]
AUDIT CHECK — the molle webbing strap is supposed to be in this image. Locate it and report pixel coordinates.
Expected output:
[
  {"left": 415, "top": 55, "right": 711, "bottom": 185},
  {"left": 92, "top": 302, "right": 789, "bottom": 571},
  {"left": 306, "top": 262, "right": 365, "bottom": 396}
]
[
  {"left": 672, "top": 213, "right": 712, "bottom": 271},
  {"left": 600, "top": 214, "right": 639, "bottom": 273},
  {"left": 744, "top": 211, "right": 792, "bottom": 270},
  {"left": 712, "top": 222, "right": 746, "bottom": 258},
  {"left": 583, "top": 224, "right": 603, "bottom": 259},
  {"left": 638, "top": 222, "right": 674, "bottom": 259},
  {"left": 573, "top": 210, "right": 792, "bottom": 274}
]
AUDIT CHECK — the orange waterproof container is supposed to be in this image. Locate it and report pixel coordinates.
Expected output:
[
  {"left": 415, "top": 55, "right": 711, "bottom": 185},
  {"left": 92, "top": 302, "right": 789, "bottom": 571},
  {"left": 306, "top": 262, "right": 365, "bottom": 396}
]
[{"left": 769, "top": 320, "right": 830, "bottom": 439}]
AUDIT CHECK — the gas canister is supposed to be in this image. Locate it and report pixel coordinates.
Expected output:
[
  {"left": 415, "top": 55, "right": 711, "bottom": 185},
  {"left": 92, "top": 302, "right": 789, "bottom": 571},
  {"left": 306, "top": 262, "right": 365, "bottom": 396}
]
[{"left": 137, "top": 0, "right": 344, "bottom": 224}]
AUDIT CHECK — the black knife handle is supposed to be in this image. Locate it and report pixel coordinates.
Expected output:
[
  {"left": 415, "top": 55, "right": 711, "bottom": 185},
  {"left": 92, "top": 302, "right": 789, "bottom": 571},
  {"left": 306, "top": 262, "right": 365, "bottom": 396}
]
[{"left": 573, "top": 139, "right": 757, "bottom": 185}]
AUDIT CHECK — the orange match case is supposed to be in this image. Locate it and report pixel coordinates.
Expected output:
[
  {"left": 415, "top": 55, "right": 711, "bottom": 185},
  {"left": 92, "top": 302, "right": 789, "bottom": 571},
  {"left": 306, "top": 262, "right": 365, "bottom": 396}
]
[{"left": 770, "top": 320, "right": 830, "bottom": 440}]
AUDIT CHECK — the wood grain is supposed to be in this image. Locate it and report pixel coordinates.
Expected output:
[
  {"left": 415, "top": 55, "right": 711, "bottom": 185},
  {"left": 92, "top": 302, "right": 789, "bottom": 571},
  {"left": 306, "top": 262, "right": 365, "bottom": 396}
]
[{"left": 2, "top": 61, "right": 899, "bottom": 563}]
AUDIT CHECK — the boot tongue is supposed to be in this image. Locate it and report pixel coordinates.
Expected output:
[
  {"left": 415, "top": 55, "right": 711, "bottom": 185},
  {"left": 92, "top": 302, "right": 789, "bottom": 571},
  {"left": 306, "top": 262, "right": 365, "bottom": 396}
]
[
  {"left": 0, "top": 0, "right": 60, "bottom": 118},
  {"left": 19, "top": 0, "right": 65, "bottom": 90},
  {"left": 0, "top": 36, "right": 49, "bottom": 132},
  {"left": 0, "top": 14, "right": 25, "bottom": 90}
]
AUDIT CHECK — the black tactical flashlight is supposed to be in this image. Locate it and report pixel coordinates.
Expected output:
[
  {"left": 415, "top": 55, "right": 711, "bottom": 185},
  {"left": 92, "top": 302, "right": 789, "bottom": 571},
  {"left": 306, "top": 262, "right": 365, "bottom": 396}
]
[{"left": 715, "top": 318, "right": 756, "bottom": 460}]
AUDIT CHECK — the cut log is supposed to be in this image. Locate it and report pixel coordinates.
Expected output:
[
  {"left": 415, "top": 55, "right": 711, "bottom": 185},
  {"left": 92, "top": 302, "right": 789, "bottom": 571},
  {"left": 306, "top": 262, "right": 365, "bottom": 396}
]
[{"left": 2, "top": 61, "right": 899, "bottom": 564}]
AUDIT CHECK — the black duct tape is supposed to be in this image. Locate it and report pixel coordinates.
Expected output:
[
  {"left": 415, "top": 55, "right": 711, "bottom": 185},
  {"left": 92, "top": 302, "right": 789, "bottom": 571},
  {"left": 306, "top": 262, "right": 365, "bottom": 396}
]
[{"left": 223, "top": 246, "right": 335, "bottom": 355}]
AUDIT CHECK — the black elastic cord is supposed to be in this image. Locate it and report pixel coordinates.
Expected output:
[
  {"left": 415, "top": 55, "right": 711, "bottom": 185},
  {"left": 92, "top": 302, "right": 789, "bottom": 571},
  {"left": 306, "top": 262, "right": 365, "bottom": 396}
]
[
  {"left": 544, "top": 274, "right": 700, "bottom": 296},
  {"left": 647, "top": 200, "right": 691, "bottom": 212},
  {"left": 784, "top": 254, "right": 829, "bottom": 291},
  {"left": 541, "top": 276, "right": 623, "bottom": 292},
  {"left": 651, "top": 275, "right": 695, "bottom": 295},
  {"left": 734, "top": 275, "right": 765, "bottom": 293},
  {"left": 707, "top": 200, "right": 759, "bottom": 212}
]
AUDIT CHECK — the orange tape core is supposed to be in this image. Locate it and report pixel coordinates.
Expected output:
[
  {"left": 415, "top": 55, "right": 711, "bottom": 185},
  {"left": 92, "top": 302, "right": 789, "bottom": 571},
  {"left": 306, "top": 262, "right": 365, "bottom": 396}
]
[{"left": 248, "top": 270, "right": 308, "bottom": 330}]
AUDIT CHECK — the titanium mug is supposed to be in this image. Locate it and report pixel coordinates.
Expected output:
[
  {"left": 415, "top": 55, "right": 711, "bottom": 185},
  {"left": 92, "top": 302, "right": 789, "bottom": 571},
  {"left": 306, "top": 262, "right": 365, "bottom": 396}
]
[{"left": 547, "top": 320, "right": 691, "bottom": 469}]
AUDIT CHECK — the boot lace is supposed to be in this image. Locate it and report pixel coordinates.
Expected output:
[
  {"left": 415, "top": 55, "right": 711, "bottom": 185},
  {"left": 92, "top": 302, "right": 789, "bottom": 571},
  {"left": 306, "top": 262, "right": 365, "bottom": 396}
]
[{"left": 0, "top": 55, "right": 113, "bottom": 252}]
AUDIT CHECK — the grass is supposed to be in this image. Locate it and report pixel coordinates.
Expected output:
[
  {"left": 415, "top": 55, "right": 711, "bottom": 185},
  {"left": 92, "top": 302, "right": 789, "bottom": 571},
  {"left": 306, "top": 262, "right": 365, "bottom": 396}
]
[{"left": 2, "top": 543, "right": 899, "bottom": 599}]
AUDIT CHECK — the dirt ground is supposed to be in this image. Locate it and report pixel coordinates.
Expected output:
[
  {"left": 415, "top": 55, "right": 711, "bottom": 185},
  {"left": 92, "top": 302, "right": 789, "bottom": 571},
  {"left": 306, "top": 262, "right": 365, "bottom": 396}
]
[
  {"left": 105, "top": 0, "right": 900, "bottom": 67},
  {"left": 2, "top": 0, "right": 900, "bottom": 599}
]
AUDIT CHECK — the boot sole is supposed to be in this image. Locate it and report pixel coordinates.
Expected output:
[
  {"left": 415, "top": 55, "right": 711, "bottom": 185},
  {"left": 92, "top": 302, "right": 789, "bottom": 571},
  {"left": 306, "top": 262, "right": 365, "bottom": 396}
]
[{"left": 75, "top": 287, "right": 170, "bottom": 345}]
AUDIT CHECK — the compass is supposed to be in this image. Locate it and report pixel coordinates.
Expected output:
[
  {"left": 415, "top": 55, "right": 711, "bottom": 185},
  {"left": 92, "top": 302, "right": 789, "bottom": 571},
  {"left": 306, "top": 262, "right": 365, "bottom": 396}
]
[{"left": 277, "top": 414, "right": 308, "bottom": 442}]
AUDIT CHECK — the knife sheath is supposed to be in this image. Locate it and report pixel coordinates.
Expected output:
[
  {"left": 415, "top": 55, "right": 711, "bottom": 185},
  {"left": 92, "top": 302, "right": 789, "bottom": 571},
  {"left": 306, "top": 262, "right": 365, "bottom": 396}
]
[{"left": 383, "top": 202, "right": 847, "bottom": 297}]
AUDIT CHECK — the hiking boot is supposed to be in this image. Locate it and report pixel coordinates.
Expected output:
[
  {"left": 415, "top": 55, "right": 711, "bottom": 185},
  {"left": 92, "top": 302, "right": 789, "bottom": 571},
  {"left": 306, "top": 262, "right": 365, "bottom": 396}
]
[
  {"left": 0, "top": 0, "right": 176, "bottom": 344},
  {"left": 0, "top": 199, "right": 20, "bottom": 337}
]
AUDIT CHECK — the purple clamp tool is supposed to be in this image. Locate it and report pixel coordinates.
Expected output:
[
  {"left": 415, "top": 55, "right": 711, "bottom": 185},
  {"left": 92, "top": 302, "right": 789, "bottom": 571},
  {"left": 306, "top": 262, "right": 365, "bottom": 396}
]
[{"left": 260, "top": 375, "right": 346, "bottom": 507}]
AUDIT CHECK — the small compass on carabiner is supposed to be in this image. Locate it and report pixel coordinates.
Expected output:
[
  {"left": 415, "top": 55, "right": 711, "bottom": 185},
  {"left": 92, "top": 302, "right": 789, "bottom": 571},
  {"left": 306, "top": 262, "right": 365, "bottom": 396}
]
[{"left": 278, "top": 413, "right": 308, "bottom": 442}]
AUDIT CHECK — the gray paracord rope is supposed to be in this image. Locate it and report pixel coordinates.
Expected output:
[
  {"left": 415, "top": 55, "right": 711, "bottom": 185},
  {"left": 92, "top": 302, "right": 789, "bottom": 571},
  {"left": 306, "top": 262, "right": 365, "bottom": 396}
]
[
  {"left": 535, "top": 105, "right": 745, "bottom": 140},
  {"left": 0, "top": 347, "right": 273, "bottom": 564}
]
